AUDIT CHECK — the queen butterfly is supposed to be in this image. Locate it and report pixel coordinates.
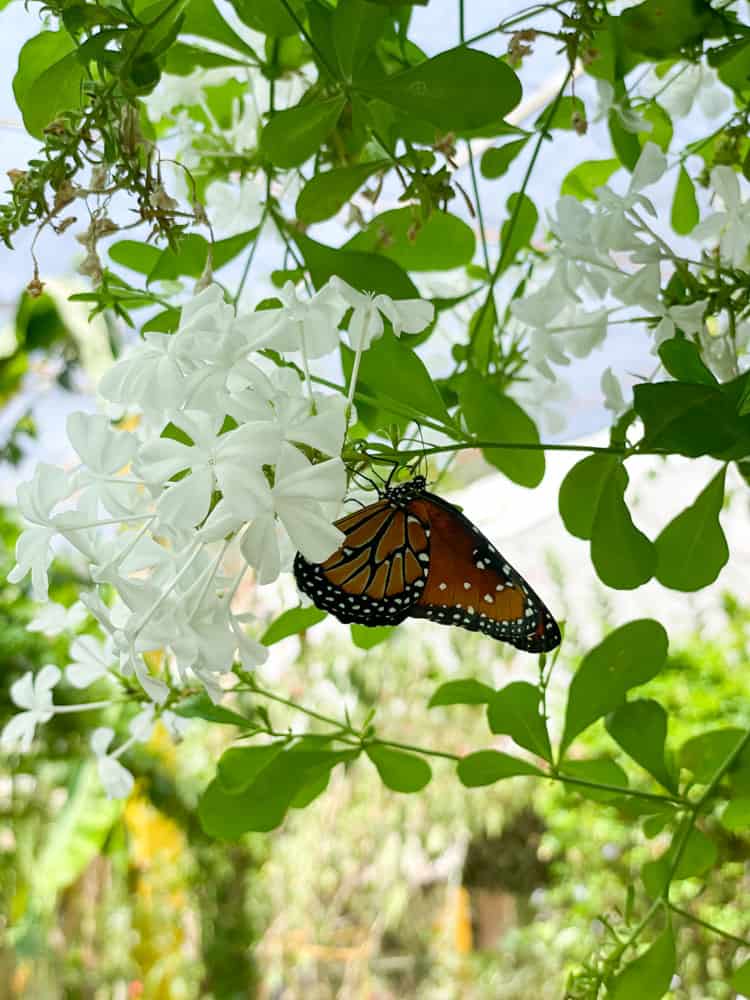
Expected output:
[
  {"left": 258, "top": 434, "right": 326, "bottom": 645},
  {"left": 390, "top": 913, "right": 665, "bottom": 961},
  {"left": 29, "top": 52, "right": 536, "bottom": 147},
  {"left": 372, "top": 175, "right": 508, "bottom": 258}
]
[{"left": 293, "top": 475, "right": 561, "bottom": 653}]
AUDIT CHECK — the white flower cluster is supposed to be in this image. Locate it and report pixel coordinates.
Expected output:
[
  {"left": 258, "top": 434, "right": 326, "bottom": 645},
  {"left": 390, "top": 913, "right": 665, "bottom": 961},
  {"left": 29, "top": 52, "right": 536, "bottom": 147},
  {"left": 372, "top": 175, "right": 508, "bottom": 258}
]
[
  {"left": 2, "top": 279, "right": 434, "bottom": 795},
  {"left": 510, "top": 143, "right": 750, "bottom": 408}
]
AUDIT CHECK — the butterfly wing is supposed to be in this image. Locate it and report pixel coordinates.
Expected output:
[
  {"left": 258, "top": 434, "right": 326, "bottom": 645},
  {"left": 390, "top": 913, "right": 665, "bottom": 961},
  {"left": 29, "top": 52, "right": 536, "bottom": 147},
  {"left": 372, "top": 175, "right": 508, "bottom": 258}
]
[
  {"left": 293, "top": 498, "right": 431, "bottom": 626},
  {"left": 407, "top": 492, "right": 561, "bottom": 653}
]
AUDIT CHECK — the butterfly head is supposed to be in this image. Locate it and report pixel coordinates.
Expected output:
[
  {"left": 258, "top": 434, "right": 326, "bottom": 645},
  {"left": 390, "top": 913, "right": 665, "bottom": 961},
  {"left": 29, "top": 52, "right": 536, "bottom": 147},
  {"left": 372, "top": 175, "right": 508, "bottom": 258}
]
[{"left": 385, "top": 475, "right": 427, "bottom": 504}]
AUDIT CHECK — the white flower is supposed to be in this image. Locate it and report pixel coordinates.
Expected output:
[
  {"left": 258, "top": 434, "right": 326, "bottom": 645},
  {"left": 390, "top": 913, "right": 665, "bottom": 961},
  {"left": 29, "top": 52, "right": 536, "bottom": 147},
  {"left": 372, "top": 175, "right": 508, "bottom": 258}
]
[
  {"left": 591, "top": 80, "right": 651, "bottom": 133},
  {"left": 1, "top": 666, "right": 60, "bottom": 752},
  {"left": 91, "top": 727, "right": 134, "bottom": 799},
  {"left": 205, "top": 177, "right": 264, "bottom": 238},
  {"left": 592, "top": 143, "right": 667, "bottom": 253},
  {"left": 331, "top": 278, "right": 434, "bottom": 350},
  {"left": 135, "top": 412, "right": 227, "bottom": 529},
  {"left": 67, "top": 412, "right": 136, "bottom": 475},
  {"left": 214, "top": 443, "right": 346, "bottom": 583},
  {"left": 28, "top": 600, "right": 87, "bottom": 637},
  {"left": 246, "top": 281, "right": 344, "bottom": 358},
  {"left": 8, "top": 464, "right": 73, "bottom": 599},
  {"left": 644, "top": 63, "right": 730, "bottom": 120},
  {"left": 601, "top": 367, "right": 628, "bottom": 416},
  {"left": 98, "top": 333, "right": 186, "bottom": 416},
  {"left": 66, "top": 635, "right": 114, "bottom": 688},
  {"left": 174, "top": 284, "right": 236, "bottom": 363},
  {"left": 693, "top": 166, "right": 750, "bottom": 268}
]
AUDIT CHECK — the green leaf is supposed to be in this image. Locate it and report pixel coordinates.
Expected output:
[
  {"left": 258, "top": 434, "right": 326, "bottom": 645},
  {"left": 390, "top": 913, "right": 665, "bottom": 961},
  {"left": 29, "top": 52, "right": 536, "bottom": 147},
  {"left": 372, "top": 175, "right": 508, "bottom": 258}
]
[
  {"left": 295, "top": 232, "right": 418, "bottom": 298},
  {"left": 468, "top": 295, "right": 497, "bottom": 373},
  {"left": 638, "top": 101, "right": 672, "bottom": 153},
  {"left": 654, "top": 468, "right": 729, "bottom": 591},
  {"left": 355, "top": 329, "right": 452, "bottom": 426},
  {"left": 606, "top": 699, "right": 676, "bottom": 791},
  {"left": 350, "top": 623, "right": 395, "bottom": 649},
  {"left": 657, "top": 338, "right": 716, "bottom": 386},
  {"left": 721, "top": 797, "right": 750, "bottom": 832},
  {"left": 558, "top": 454, "right": 619, "bottom": 540},
  {"left": 261, "top": 94, "right": 346, "bottom": 168},
  {"left": 679, "top": 727, "right": 749, "bottom": 784},
  {"left": 358, "top": 47, "right": 522, "bottom": 131},
  {"left": 634, "top": 381, "right": 750, "bottom": 458},
  {"left": 561, "top": 620, "right": 669, "bottom": 755},
  {"left": 609, "top": 108, "right": 641, "bottom": 171},
  {"left": 109, "top": 240, "right": 164, "bottom": 275},
  {"left": 345, "top": 209, "right": 476, "bottom": 271},
  {"left": 428, "top": 679, "right": 495, "bottom": 708},
  {"left": 13, "top": 31, "right": 87, "bottom": 139},
  {"left": 642, "top": 826, "right": 718, "bottom": 896},
  {"left": 174, "top": 693, "right": 251, "bottom": 727},
  {"left": 217, "top": 742, "right": 288, "bottom": 792},
  {"left": 231, "top": 0, "right": 305, "bottom": 36},
  {"left": 608, "top": 926, "right": 675, "bottom": 1000},
  {"left": 499, "top": 193, "right": 538, "bottom": 273},
  {"left": 480, "top": 137, "right": 529, "bottom": 179},
  {"left": 457, "top": 750, "right": 543, "bottom": 787},
  {"left": 366, "top": 745, "right": 432, "bottom": 792},
  {"left": 621, "top": 0, "right": 717, "bottom": 59},
  {"left": 710, "top": 37, "right": 750, "bottom": 96},
  {"left": 296, "top": 161, "right": 388, "bottom": 223},
  {"left": 333, "top": 0, "right": 386, "bottom": 81},
  {"left": 560, "top": 757, "right": 629, "bottom": 802},
  {"left": 31, "top": 764, "right": 122, "bottom": 912},
  {"left": 732, "top": 958, "right": 750, "bottom": 995},
  {"left": 182, "top": 1, "right": 259, "bottom": 58},
  {"left": 459, "top": 370, "right": 544, "bottom": 488},
  {"left": 487, "top": 681, "right": 552, "bottom": 762},
  {"left": 261, "top": 606, "right": 327, "bottom": 645},
  {"left": 671, "top": 165, "right": 699, "bottom": 235},
  {"left": 199, "top": 743, "right": 356, "bottom": 837},
  {"left": 590, "top": 462, "right": 656, "bottom": 590},
  {"left": 561, "top": 158, "right": 620, "bottom": 200}
]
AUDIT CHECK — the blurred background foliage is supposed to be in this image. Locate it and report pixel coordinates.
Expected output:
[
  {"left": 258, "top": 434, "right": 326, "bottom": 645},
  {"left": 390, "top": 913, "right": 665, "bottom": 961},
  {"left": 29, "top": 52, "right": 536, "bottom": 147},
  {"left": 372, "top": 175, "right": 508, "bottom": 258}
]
[{"left": 0, "top": 501, "right": 747, "bottom": 999}]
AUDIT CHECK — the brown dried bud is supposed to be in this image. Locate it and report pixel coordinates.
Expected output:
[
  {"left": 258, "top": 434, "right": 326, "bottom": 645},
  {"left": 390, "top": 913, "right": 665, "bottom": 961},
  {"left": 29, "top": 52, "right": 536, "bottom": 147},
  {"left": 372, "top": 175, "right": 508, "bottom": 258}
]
[
  {"left": 43, "top": 118, "right": 68, "bottom": 137},
  {"left": 55, "top": 216, "right": 77, "bottom": 234},
  {"left": 90, "top": 165, "right": 109, "bottom": 191},
  {"left": 27, "top": 276, "right": 45, "bottom": 298},
  {"left": 582, "top": 47, "right": 600, "bottom": 67},
  {"left": 54, "top": 179, "right": 77, "bottom": 211},
  {"left": 192, "top": 200, "right": 208, "bottom": 226},
  {"left": 572, "top": 111, "right": 588, "bottom": 136},
  {"left": 508, "top": 29, "right": 536, "bottom": 63},
  {"left": 79, "top": 250, "right": 103, "bottom": 283},
  {"left": 375, "top": 225, "right": 394, "bottom": 250},
  {"left": 434, "top": 132, "right": 457, "bottom": 160},
  {"left": 407, "top": 220, "right": 421, "bottom": 244},
  {"left": 7, "top": 169, "right": 26, "bottom": 187},
  {"left": 92, "top": 216, "right": 118, "bottom": 238},
  {"left": 149, "top": 185, "right": 178, "bottom": 214}
]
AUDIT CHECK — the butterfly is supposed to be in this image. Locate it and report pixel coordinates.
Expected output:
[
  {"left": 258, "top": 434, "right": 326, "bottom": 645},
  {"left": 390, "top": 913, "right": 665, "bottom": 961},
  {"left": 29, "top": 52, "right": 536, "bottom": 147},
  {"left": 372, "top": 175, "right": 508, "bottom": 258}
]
[{"left": 293, "top": 475, "right": 561, "bottom": 653}]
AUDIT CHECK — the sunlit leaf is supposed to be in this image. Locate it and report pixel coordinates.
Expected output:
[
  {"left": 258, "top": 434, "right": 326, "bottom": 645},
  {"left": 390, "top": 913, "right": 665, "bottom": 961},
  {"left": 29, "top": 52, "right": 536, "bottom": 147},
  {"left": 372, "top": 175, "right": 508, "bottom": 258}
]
[
  {"left": 655, "top": 468, "right": 729, "bottom": 591},
  {"left": 429, "top": 679, "right": 495, "bottom": 708},
  {"left": 671, "top": 165, "right": 699, "bottom": 235},
  {"left": 561, "top": 620, "right": 668, "bottom": 754},
  {"left": 261, "top": 94, "right": 346, "bottom": 168},
  {"left": 607, "top": 926, "right": 675, "bottom": 1000},
  {"left": 366, "top": 745, "right": 432, "bottom": 792},
  {"left": 606, "top": 699, "right": 676, "bottom": 791},
  {"left": 459, "top": 370, "right": 544, "bottom": 488},
  {"left": 296, "top": 161, "right": 388, "bottom": 223},
  {"left": 13, "top": 31, "right": 86, "bottom": 138},
  {"left": 261, "top": 607, "right": 327, "bottom": 645},
  {"left": 457, "top": 750, "right": 543, "bottom": 787},
  {"left": 560, "top": 757, "right": 629, "bottom": 802},
  {"left": 345, "top": 209, "right": 476, "bottom": 271},
  {"left": 487, "top": 681, "right": 552, "bottom": 762},
  {"left": 350, "top": 623, "right": 395, "bottom": 649},
  {"left": 358, "top": 47, "right": 522, "bottom": 130}
]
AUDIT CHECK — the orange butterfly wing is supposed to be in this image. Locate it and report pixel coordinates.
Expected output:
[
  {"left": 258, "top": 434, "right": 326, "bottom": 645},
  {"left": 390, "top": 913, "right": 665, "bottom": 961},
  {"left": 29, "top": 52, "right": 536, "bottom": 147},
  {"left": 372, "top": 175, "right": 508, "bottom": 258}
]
[{"left": 407, "top": 493, "right": 560, "bottom": 653}]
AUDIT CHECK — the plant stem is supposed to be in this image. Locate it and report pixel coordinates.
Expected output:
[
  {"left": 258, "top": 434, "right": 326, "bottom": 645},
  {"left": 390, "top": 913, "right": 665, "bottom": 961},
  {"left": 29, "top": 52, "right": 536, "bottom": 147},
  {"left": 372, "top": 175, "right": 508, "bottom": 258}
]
[
  {"left": 470, "top": 64, "right": 574, "bottom": 354},
  {"left": 668, "top": 903, "right": 750, "bottom": 948}
]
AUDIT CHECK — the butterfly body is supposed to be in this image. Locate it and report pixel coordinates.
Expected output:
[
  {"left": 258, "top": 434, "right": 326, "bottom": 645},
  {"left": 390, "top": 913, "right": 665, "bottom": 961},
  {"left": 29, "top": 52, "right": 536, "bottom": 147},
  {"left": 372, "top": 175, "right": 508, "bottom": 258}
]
[{"left": 293, "top": 476, "right": 561, "bottom": 653}]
